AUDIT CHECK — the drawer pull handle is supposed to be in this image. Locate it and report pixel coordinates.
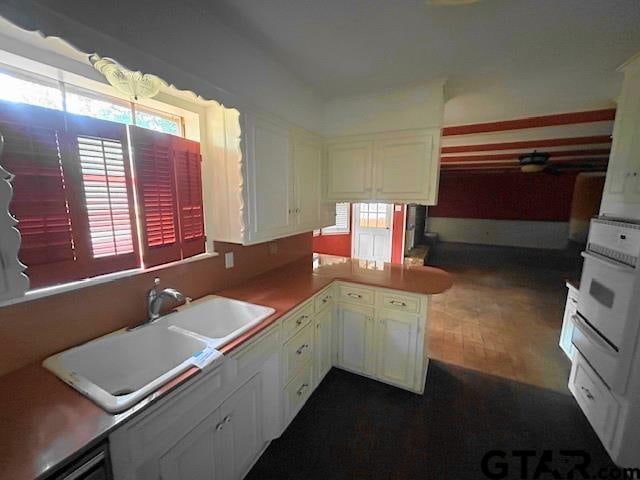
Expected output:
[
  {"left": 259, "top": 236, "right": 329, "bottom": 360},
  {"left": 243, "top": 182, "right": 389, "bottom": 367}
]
[
  {"left": 347, "top": 293, "right": 362, "bottom": 299},
  {"left": 322, "top": 295, "right": 332, "bottom": 303},
  {"left": 296, "top": 315, "right": 309, "bottom": 326},
  {"left": 581, "top": 386, "right": 595, "bottom": 401},
  {"left": 216, "top": 415, "right": 231, "bottom": 431},
  {"left": 296, "top": 343, "right": 309, "bottom": 355},
  {"left": 389, "top": 300, "right": 407, "bottom": 307},
  {"left": 296, "top": 383, "right": 309, "bottom": 396}
]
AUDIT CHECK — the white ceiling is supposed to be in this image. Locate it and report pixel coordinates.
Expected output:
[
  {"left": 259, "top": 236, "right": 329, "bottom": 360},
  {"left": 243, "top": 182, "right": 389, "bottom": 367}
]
[{"left": 196, "top": 0, "right": 640, "bottom": 105}]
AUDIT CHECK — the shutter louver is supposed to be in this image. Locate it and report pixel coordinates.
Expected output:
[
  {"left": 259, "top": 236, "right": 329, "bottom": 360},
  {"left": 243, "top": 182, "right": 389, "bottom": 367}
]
[
  {"left": 322, "top": 202, "right": 351, "bottom": 234},
  {"left": 173, "top": 137, "right": 205, "bottom": 258},
  {"left": 130, "top": 126, "right": 181, "bottom": 267},
  {"left": 0, "top": 102, "right": 77, "bottom": 287}
]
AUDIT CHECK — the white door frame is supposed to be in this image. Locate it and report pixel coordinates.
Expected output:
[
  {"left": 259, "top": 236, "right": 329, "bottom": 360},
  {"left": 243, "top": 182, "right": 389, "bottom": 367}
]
[{"left": 351, "top": 203, "right": 394, "bottom": 262}]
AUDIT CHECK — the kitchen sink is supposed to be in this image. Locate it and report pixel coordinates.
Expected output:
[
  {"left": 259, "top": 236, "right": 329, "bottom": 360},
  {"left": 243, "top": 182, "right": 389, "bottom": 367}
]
[
  {"left": 43, "top": 326, "right": 221, "bottom": 413},
  {"left": 165, "top": 295, "right": 276, "bottom": 349}
]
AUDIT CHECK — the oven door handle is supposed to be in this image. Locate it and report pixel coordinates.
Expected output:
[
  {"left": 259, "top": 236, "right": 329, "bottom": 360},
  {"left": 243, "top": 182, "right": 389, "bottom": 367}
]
[
  {"left": 572, "top": 314, "right": 617, "bottom": 356},
  {"left": 581, "top": 251, "right": 635, "bottom": 273}
]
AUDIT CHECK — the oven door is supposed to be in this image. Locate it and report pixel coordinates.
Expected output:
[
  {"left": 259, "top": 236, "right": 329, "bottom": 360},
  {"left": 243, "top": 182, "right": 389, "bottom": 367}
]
[{"left": 578, "top": 251, "right": 636, "bottom": 350}]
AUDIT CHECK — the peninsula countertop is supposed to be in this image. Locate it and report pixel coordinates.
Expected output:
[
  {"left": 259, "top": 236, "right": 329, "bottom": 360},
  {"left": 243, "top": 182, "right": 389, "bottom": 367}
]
[{"left": 0, "top": 254, "right": 452, "bottom": 480}]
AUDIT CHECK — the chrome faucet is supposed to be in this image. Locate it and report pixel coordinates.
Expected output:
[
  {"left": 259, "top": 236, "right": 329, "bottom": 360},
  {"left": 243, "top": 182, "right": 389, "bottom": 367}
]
[{"left": 147, "top": 277, "right": 185, "bottom": 321}]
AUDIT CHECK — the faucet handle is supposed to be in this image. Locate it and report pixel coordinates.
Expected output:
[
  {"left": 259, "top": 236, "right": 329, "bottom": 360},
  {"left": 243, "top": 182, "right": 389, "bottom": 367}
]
[{"left": 153, "top": 277, "right": 160, "bottom": 286}]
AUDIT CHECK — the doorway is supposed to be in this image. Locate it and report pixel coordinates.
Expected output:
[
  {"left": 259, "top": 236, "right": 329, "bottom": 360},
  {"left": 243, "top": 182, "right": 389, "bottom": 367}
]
[{"left": 352, "top": 203, "right": 393, "bottom": 262}]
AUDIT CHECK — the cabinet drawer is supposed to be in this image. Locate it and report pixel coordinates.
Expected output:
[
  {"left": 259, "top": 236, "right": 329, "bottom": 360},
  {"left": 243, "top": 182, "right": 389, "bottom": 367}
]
[
  {"left": 282, "top": 301, "right": 313, "bottom": 342},
  {"left": 377, "top": 291, "right": 420, "bottom": 313},
  {"left": 284, "top": 362, "right": 313, "bottom": 423},
  {"left": 339, "top": 284, "right": 374, "bottom": 305},
  {"left": 314, "top": 288, "right": 334, "bottom": 313},
  {"left": 569, "top": 351, "right": 619, "bottom": 446},
  {"left": 283, "top": 324, "right": 314, "bottom": 384}
]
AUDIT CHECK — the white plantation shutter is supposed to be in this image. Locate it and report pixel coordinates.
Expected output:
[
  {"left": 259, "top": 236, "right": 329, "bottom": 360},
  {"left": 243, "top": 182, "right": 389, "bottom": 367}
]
[
  {"left": 78, "top": 135, "right": 135, "bottom": 258},
  {"left": 321, "top": 202, "right": 350, "bottom": 234}
]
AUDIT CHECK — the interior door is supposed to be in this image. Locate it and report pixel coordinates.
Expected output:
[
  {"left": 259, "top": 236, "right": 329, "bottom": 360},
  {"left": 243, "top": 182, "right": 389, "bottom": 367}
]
[
  {"left": 352, "top": 203, "right": 393, "bottom": 262},
  {"left": 245, "top": 114, "right": 294, "bottom": 241}
]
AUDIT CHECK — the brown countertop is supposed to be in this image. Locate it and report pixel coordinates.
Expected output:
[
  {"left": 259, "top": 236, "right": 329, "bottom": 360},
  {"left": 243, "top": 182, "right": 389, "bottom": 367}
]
[{"left": 0, "top": 255, "right": 451, "bottom": 480}]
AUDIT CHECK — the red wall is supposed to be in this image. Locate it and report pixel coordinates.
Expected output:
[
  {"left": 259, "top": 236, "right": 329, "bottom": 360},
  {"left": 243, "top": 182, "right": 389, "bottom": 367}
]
[{"left": 430, "top": 173, "right": 578, "bottom": 221}]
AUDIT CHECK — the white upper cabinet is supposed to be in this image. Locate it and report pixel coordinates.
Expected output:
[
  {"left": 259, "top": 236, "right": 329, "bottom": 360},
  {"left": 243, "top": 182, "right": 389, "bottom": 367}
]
[
  {"left": 292, "top": 131, "right": 323, "bottom": 229},
  {"left": 209, "top": 108, "right": 333, "bottom": 245},
  {"left": 601, "top": 53, "right": 640, "bottom": 220},
  {"left": 324, "top": 129, "right": 441, "bottom": 205},
  {"left": 244, "top": 114, "right": 295, "bottom": 242},
  {"left": 326, "top": 140, "right": 373, "bottom": 200}
]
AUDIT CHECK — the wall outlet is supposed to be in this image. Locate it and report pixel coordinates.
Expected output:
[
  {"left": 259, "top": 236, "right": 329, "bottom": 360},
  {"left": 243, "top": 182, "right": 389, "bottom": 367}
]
[
  {"left": 224, "top": 251, "right": 234, "bottom": 269},
  {"left": 269, "top": 243, "right": 278, "bottom": 255}
]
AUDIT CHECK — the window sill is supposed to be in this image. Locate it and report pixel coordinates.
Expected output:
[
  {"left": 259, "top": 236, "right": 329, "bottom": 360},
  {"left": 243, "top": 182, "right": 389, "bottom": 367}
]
[
  {"left": 0, "top": 252, "right": 219, "bottom": 308},
  {"left": 319, "top": 231, "right": 350, "bottom": 236}
]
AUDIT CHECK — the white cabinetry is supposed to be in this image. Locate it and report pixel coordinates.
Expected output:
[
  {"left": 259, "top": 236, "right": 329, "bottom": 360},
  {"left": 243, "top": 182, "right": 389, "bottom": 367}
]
[
  {"left": 375, "top": 309, "right": 419, "bottom": 388},
  {"left": 158, "top": 375, "right": 263, "bottom": 480},
  {"left": 210, "top": 109, "right": 333, "bottom": 245},
  {"left": 325, "top": 129, "right": 441, "bottom": 204},
  {"left": 336, "top": 283, "right": 428, "bottom": 392},
  {"left": 244, "top": 114, "right": 295, "bottom": 242},
  {"left": 337, "top": 302, "right": 376, "bottom": 376},
  {"left": 559, "top": 282, "right": 579, "bottom": 359},
  {"left": 314, "top": 304, "right": 333, "bottom": 384},
  {"left": 601, "top": 53, "right": 640, "bottom": 220}
]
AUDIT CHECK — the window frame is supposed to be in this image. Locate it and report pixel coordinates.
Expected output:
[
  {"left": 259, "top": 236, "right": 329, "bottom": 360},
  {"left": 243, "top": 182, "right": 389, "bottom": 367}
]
[{"left": 319, "top": 202, "right": 351, "bottom": 236}]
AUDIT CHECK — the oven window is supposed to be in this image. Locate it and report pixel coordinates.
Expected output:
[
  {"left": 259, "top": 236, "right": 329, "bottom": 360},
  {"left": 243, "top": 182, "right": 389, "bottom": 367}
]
[{"left": 589, "top": 280, "right": 615, "bottom": 308}]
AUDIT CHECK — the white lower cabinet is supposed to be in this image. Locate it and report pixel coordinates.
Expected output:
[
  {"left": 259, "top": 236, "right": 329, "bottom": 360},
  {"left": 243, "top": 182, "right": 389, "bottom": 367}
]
[
  {"left": 216, "top": 375, "right": 265, "bottom": 480},
  {"left": 375, "top": 309, "right": 419, "bottom": 388},
  {"left": 336, "top": 302, "right": 376, "bottom": 376},
  {"left": 559, "top": 282, "right": 579, "bottom": 359},
  {"left": 314, "top": 306, "right": 333, "bottom": 384},
  {"left": 336, "top": 283, "right": 428, "bottom": 392},
  {"left": 110, "top": 284, "right": 429, "bottom": 479}
]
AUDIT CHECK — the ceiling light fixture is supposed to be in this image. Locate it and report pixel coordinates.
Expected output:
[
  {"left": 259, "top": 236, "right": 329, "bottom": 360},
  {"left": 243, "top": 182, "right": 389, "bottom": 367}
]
[{"left": 90, "top": 55, "right": 164, "bottom": 100}]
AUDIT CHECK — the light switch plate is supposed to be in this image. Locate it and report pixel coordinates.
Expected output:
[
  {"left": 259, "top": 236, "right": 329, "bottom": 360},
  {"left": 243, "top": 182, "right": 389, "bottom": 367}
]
[{"left": 224, "top": 252, "right": 234, "bottom": 269}]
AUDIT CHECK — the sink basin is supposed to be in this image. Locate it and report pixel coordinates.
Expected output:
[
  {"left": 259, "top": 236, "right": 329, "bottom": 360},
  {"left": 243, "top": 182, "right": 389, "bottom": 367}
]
[
  {"left": 43, "top": 326, "right": 221, "bottom": 413},
  {"left": 165, "top": 296, "right": 276, "bottom": 349}
]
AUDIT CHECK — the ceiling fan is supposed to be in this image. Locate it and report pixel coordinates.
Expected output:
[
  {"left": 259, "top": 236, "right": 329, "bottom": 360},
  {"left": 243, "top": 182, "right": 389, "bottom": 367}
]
[{"left": 518, "top": 151, "right": 607, "bottom": 175}]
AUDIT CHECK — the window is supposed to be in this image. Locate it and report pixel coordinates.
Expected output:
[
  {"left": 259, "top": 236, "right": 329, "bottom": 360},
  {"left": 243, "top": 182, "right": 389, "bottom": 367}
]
[
  {"left": 0, "top": 69, "right": 64, "bottom": 111},
  {"left": 134, "top": 105, "right": 183, "bottom": 136},
  {"left": 65, "top": 89, "right": 134, "bottom": 126},
  {"left": 0, "top": 99, "right": 205, "bottom": 290},
  {"left": 358, "top": 203, "right": 390, "bottom": 228},
  {"left": 321, "top": 203, "right": 350, "bottom": 235},
  {"left": 0, "top": 63, "right": 184, "bottom": 136}
]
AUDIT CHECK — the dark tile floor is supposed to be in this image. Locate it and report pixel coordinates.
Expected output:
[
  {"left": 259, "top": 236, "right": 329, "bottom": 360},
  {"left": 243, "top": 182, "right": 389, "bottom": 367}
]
[
  {"left": 425, "top": 242, "right": 583, "bottom": 392},
  {"left": 247, "top": 364, "right": 615, "bottom": 480}
]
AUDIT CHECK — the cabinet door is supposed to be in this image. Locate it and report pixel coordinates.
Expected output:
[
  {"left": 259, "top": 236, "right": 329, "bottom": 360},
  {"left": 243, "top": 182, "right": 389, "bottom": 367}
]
[
  {"left": 293, "top": 135, "right": 322, "bottom": 229},
  {"left": 314, "top": 305, "right": 333, "bottom": 385},
  {"left": 373, "top": 131, "right": 438, "bottom": 203},
  {"left": 336, "top": 303, "right": 375, "bottom": 375},
  {"left": 559, "top": 292, "right": 578, "bottom": 359},
  {"left": 602, "top": 60, "right": 640, "bottom": 216},
  {"left": 326, "top": 141, "right": 373, "bottom": 200},
  {"left": 244, "top": 114, "right": 295, "bottom": 242},
  {"left": 159, "top": 410, "right": 222, "bottom": 480},
  {"left": 375, "top": 309, "right": 419, "bottom": 389},
  {"left": 217, "top": 374, "right": 265, "bottom": 480}
]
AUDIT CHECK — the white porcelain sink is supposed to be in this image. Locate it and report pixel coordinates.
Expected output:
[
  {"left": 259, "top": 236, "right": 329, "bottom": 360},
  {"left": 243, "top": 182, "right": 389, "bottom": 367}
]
[
  {"left": 165, "top": 295, "right": 276, "bottom": 349},
  {"left": 43, "top": 326, "right": 221, "bottom": 413}
]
